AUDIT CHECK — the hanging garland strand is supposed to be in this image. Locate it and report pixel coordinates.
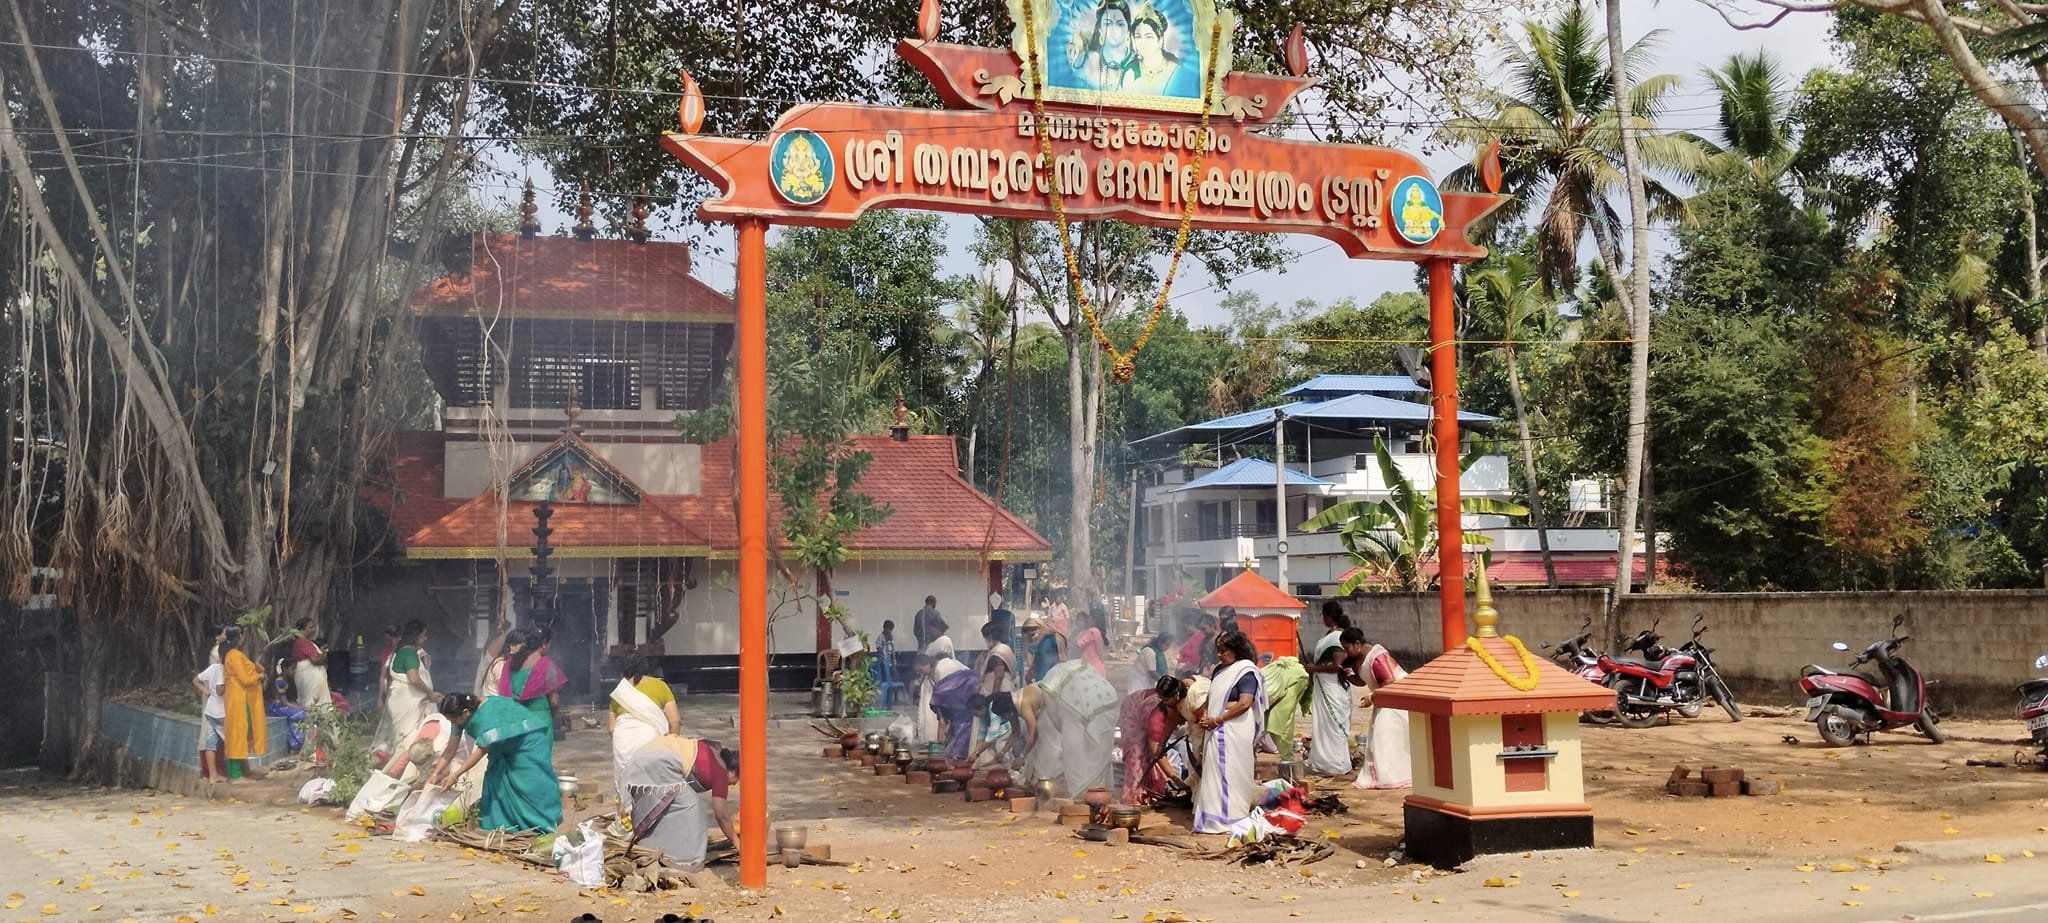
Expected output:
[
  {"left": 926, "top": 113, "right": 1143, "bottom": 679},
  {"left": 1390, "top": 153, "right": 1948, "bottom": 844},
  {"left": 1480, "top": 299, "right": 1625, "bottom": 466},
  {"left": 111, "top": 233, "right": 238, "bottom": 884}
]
[{"left": 1021, "top": 0, "right": 1222, "bottom": 383}]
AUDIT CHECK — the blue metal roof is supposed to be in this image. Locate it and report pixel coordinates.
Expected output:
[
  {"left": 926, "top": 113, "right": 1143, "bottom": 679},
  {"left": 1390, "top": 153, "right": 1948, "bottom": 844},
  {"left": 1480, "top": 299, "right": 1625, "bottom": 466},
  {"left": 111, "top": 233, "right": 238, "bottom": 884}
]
[
  {"left": 1172, "top": 457, "right": 1328, "bottom": 492},
  {"left": 1290, "top": 391, "right": 1497, "bottom": 424},
  {"left": 1281, "top": 373, "right": 1426, "bottom": 397}
]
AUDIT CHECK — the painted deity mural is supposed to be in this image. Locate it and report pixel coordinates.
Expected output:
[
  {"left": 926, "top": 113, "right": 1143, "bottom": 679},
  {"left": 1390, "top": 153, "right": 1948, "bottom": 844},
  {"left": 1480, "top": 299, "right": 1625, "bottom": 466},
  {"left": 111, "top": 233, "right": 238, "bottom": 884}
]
[
  {"left": 509, "top": 447, "right": 634, "bottom": 504},
  {"left": 1012, "top": 0, "right": 1233, "bottom": 113}
]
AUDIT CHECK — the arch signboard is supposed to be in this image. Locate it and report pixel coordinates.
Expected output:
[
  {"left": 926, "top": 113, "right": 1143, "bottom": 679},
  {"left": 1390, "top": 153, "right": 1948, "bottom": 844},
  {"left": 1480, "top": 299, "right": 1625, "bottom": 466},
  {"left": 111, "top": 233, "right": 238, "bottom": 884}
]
[{"left": 661, "top": 0, "right": 1506, "bottom": 886}]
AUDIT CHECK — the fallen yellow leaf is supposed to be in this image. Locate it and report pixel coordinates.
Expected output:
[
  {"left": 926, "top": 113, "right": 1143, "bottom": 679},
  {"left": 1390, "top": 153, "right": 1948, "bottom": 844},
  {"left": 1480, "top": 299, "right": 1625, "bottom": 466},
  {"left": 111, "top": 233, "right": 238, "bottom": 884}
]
[
  {"left": 1483, "top": 876, "right": 1506, "bottom": 887},
  {"left": 1562, "top": 890, "right": 1580, "bottom": 898},
  {"left": 1830, "top": 863, "right": 1856, "bottom": 873},
  {"left": 1795, "top": 864, "right": 1816, "bottom": 872},
  {"left": 1675, "top": 883, "right": 1692, "bottom": 890},
  {"left": 409, "top": 886, "right": 426, "bottom": 897},
  {"left": 1986, "top": 853, "right": 2006, "bottom": 864}
]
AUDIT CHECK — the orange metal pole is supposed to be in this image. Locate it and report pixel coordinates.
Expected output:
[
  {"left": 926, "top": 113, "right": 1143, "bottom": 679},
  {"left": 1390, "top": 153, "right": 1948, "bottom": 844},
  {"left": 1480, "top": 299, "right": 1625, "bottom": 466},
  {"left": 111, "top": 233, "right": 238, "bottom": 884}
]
[
  {"left": 1427, "top": 258, "right": 1465, "bottom": 651},
  {"left": 735, "top": 218, "right": 769, "bottom": 889}
]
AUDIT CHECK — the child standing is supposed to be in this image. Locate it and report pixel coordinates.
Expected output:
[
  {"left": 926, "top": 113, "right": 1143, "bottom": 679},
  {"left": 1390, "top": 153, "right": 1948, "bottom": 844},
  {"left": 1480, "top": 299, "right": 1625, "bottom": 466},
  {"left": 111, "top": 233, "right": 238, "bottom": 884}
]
[
  {"left": 877, "top": 620, "right": 899, "bottom": 710},
  {"left": 193, "top": 629, "right": 228, "bottom": 782}
]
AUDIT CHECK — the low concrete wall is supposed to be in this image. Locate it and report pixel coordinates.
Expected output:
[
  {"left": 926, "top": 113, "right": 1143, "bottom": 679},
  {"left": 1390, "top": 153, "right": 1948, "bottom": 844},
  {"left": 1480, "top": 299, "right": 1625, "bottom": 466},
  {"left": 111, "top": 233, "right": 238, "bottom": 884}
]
[
  {"left": 96, "top": 701, "right": 289, "bottom": 771},
  {"left": 1318, "top": 589, "right": 2048, "bottom": 716}
]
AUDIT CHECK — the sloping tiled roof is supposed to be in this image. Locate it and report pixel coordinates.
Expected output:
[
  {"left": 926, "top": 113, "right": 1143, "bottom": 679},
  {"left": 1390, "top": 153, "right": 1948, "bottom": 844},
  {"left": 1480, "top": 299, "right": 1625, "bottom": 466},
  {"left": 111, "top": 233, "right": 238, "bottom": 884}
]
[
  {"left": 410, "top": 234, "right": 734, "bottom": 322},
  {"left": 1372, "top": 636, "right": 1614, "bottom": 715},
  {"left": 1197, "top": 570, "right": 1305, "bottom": 612},
  {"left": 378, "top": 432, "right": 1051, "bottom": 560}
]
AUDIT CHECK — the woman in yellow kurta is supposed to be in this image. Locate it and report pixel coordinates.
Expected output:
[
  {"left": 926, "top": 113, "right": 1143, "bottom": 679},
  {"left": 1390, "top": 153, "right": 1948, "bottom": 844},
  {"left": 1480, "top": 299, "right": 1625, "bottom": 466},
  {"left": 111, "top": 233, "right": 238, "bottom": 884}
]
[{"left": 220, "top": 626, "right": 268, "bottom": 779}]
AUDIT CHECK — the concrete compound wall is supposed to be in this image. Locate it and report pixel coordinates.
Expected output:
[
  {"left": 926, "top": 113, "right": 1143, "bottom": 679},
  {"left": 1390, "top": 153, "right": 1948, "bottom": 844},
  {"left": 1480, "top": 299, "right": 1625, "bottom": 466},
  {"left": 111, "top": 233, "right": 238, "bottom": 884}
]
[{"left": 1320, "top": 589, "right": 2048, "bottom": 716}]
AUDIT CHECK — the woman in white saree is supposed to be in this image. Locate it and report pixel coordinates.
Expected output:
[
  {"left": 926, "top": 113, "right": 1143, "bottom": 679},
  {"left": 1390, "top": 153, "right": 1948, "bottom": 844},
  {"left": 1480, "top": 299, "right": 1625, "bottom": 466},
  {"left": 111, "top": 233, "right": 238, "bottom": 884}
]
[
  {"left": 1303, "top": 605, "right": 1356, "bottom": 776},
  {"left": 1352, "top": 639, "right": 1412, "bottom": 790},
  {"left": 1020, "top": 659, "right": 1119, "bottom": 796},
  {"left": 383, "top": 621, "right": 436, "bottom": 752},
  {"left": 1194, "top": 631, "right": 1266, "bottom": 834},
  {"left": 609, "top": 653, "right": 681, "bottom": 810}
]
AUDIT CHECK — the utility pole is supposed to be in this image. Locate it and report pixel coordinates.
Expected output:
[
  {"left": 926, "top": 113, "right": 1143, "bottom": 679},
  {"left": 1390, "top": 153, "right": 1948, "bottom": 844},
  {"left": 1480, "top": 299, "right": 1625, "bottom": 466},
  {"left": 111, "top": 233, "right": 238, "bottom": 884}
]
[{"left": 1273, "top": 408, "right": 1289, "bottom": 593}]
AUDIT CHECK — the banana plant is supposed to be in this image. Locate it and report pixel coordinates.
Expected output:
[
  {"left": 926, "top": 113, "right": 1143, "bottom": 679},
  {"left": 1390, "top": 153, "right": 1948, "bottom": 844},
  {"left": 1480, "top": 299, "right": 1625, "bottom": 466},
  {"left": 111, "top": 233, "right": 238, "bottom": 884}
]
[{"left": 1300, "top": 438, "right": 1529, "bottom": 593}]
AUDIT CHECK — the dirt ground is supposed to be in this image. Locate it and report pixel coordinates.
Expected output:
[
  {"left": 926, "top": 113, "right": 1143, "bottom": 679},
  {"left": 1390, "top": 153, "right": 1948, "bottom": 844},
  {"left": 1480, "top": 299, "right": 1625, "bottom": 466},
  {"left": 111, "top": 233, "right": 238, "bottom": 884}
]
[{"left": 17, "top": 699, "right": 2048, "bottom": 922}]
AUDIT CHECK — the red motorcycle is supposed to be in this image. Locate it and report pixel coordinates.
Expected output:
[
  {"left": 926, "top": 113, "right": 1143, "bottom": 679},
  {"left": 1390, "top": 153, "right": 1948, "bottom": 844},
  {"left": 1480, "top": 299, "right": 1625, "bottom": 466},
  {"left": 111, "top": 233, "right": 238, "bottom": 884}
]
[
  {"left": 1542, "top": 621, "right": 1615, "bottom": 723},
  {"left": 1798, "top": 615, "right": 1944, "bottom": 747},
  {"left": 1598, "top": 615, "right": 1742, "bottom": 728}
]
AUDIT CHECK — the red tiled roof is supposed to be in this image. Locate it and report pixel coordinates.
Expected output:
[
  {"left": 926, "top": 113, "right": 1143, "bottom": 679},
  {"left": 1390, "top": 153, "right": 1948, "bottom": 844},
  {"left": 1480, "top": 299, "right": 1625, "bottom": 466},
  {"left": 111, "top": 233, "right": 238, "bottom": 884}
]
[
  {"left": 367, "top": 431, "right": 462, "bottom": 541},
  {"left": 410, "top": 234, "right": 734, "bottom": 322},
  {"left": 1372, "top": 636, "right": 1615, "bottom": 715},
  {"left": 378, "top": 432, "right": 1051, "bottom": 559},
  {"left": 1197, "top": 570, "right": 1305, "bottom": 611},
  {"left": 1341, "top": 552, "right": 1653, "bottom": 588}
]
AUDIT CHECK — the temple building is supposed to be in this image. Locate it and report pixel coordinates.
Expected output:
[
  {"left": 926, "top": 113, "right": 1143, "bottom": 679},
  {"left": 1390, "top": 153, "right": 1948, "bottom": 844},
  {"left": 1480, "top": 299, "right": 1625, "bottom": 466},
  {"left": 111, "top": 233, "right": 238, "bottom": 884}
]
[{"left": 366, "top": 192, "right": 1048, "bottom": 697}]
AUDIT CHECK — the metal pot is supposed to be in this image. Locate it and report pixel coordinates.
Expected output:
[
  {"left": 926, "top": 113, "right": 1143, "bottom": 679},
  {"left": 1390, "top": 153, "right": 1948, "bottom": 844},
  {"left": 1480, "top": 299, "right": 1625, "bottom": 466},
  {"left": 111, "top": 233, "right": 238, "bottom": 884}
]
[
  {"left": 1277, "top": 760, "right": 1307, "bottom": 783},
  {"left": 775, "top": 825, "right": 808, "bottom": 851},
  {"left": 1108, "top": 805, "right": 1142, "bottom": 830}
]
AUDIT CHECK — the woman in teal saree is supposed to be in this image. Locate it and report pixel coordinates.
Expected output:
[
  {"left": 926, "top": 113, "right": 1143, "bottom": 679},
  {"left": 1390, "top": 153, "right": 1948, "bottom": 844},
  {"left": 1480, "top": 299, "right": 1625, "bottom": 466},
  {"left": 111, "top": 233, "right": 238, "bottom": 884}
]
[{"left": 431, "top": 692, "right": 561, "bottom": 833}]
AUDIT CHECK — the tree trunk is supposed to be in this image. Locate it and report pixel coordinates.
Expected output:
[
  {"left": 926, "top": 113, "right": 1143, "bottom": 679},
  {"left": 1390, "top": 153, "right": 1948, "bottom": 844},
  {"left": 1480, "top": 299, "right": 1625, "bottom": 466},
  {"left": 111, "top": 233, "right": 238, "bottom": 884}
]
[
  {"left": 1504, "top": 347, "right": 1557, "bottom": 588},
  {"left": 1606, "top": 0, "right": 1653, "bottom": 642},
  {"left": 1065, "top": 331, "right": 1096, "bottom": 598},
  {"left": 2018, "top": 131, "right": 2048, "bottom": 360}
]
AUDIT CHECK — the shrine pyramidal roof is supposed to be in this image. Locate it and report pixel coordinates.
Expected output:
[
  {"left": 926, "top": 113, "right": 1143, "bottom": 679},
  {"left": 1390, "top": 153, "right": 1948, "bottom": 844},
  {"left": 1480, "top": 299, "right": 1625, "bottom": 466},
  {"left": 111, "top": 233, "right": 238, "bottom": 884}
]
[{"left": 1374, "top": 634, "right": 1614, "bottom": 716}]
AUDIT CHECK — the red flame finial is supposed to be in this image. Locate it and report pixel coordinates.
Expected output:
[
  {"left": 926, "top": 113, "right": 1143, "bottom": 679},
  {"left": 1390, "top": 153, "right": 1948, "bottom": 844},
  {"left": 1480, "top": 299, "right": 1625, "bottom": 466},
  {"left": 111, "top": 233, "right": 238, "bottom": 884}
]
[
  {"left": 677, "top": 69, "right": 705, "bottom": 134},
  {"left": 918, "top": 0, "right": 940, "bottom": 42},
  {"left": 1284, "top": 23, "right": 1307, "bottom": 77},
  {"left": 1480, "top": 139, "right": 1504, "bottom": 194}
]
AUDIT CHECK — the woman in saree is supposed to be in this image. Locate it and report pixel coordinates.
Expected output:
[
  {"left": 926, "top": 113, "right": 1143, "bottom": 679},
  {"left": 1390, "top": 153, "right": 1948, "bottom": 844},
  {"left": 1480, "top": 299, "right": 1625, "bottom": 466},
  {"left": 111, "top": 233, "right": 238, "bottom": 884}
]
[
  {"left": 346, "top": 706, "right": 458, "bottom": 820},
  {"left": 609, "top": 653, "right": 680, "bottom": 811},
  {"left": 221, "top": 626, "right": 267, "bottom": 780},
  {"left": 1193, "top": 631, "right": 1265, "bottom": 834},
  {"left": 1259, "top": 655, "right": 1309, "bottom": 760},
  {"left": 1115, "top": 677, "right": 1177, "bottom": 804},
  {"left": 621, "top": 735, "right": 739, "bottom": 871},
  {"left": 286, "top": 617, "right": 332, "bottom": 762},
  {"left": 1127, "top": 632, "right": 1170, "bottom": 696},
  {"left": 1303, "top": 603, "right": 1356, "bottom": 776},
  {"left": 1071, "top": 608, "right": 1108, "bottom": 679},
  {"left": 929, "top": 651, "right": 982, "bottom": 760},
  {"left": 431, "top": 693, "right": 560, "bottom": 833},
  {"left": 913, "top": 653, "right": 968, "bottom": 745},
  {"left": 1350, "top": 631, "right": 1412, "bottom": 790},
  {"left": 1174, "top": 611, "right": 1210, "bottom": 677},
  {"left": 992, "top": 659, "right": 1120, "bottom": 797},
  {"left": 383, "top": 620, "right": 436, "bottom": 753},
  {"left": 498, "top": 628, "right": 569, "bottom": 765}
]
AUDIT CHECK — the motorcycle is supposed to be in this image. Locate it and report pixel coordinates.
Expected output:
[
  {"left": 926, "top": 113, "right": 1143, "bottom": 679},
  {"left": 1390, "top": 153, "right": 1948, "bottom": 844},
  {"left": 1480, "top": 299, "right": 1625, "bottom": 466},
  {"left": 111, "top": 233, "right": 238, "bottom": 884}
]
[
  {"left": 1542, "top": 620, "right": 1615, "bottom": 722},
  {"left": 1599, "top": 614, "right": 1743, "bottom": 728},
  {"left": 2017, "top": 654, "right": 2048, "bottom": 766},
  {"left": 1798, "top": 614, "right": 1944, "bottom": 747}
]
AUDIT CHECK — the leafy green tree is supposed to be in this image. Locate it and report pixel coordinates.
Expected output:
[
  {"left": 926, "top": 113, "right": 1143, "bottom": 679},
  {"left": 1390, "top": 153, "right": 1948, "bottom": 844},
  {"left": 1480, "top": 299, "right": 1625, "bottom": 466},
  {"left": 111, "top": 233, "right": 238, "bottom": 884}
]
[
  {"left": 1465, "top": 255, "right": 1563, "bottom": 587},
  {"left": 1277, "top": 293, "right": 1425, "bottom": 381},
  {"left": 1300, "top": 439, "right": 1528, "bottom": 593}
]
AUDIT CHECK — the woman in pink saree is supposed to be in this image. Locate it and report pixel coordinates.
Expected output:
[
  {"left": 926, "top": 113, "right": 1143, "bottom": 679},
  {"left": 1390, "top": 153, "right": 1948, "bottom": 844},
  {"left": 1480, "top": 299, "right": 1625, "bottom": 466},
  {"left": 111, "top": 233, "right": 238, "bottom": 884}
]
[{"left": 496, "top": 628, "right": 569, "bottom": 772}]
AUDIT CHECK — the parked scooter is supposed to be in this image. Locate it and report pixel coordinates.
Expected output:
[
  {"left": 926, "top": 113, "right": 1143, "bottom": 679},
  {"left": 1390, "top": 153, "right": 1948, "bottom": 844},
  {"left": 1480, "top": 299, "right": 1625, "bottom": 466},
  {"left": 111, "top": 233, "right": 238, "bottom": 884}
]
[
  {"left": 1797, "top": 614, "right": 1944, "bottom": 747},
  {"left": 2018, "top": 654, "right": 2048, "bottom": 767},
  {"left": 1600, "top": 614, "right": 1743, "bottom": 728}
]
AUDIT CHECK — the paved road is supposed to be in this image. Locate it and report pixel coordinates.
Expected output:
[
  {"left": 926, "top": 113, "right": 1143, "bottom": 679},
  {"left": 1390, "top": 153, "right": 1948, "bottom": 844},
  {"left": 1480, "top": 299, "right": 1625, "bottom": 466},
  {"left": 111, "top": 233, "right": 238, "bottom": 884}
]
[{"left": 1, "top": 769, "right": 576, "bottom": 922}]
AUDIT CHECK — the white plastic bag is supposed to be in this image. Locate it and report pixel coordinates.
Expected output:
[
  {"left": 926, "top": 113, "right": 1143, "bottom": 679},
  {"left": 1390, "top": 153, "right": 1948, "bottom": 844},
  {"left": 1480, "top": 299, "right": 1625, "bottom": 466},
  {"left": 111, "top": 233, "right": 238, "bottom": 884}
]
[
  {"left": 393, "top": 786, "right": 455, "bottom": 842},
  {"left": 552, "top": 821, "right": 607, "bottom": 887},
  {"left": 296, "top": 777, "right": 336, "bottom": 805}
]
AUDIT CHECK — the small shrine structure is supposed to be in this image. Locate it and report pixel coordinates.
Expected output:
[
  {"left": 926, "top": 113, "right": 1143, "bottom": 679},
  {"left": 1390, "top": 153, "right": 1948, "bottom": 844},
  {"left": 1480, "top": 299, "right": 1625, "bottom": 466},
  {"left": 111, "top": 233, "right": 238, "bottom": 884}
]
[
  {"left": 1195, "top": 569, "right": 1304, "bottom": 662},
  {"left": 1372, "top": 559, "right": 1613, "bottom": 867}
]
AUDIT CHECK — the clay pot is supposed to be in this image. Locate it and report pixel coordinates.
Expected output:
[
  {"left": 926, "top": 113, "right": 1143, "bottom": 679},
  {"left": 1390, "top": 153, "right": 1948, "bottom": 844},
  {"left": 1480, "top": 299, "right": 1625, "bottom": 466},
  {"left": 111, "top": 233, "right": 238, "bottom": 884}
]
[
  {"left": 949, "top": 765, "right": 976, "bottom": 784},
  {"left": 1082, "top": 786, "right": 1113, "bottom": 811},
  {"left": 984, "top": 768, "right": 1013, "bottom": 791},
  {"left": 840, "top": 733, "right": 860, "bottom": 750}
]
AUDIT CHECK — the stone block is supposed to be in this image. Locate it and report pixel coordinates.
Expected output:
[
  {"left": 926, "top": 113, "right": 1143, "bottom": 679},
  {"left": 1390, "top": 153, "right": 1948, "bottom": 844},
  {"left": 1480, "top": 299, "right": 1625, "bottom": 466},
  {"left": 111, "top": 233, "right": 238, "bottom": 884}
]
[
  {"left": 1701, "top": 766, "right": 1743, "bottom": 785},
  {"left": 1709, "top": 781, "right": 1741, "bottom": 798},
  {"left": 965, "top": 785, "right": 993, "bottom": 803},
  {"left": 1057, "top": 813, "right": 1091, "bottom": 827},
  {"left": 906, "top": 771, "right": 932, "bottom": 785},
  {"left": 803, "top": 844, "right": 831, "bottom": 862},
  {"left": 1667, "top": 764, "right": 1694, "bottom": 784},
  {"left": 1668, "top": 781, "right": 1710, "bottom": 797},
  {"left": 1010, "top": 797, "right": 1038, "bottom": 814},
  {"left": 875, "top": 763, "right": 899, "bottom": 776},
  {"left": 823, "top": 746, "right": 841, "bottom": 759},
  {"left": 858, "top": 753, "right": 876, "bottom": 767},
  {"left": 1742, "top": 778, "right": 1782, "bottom": 796},
  {"left": 1107, "top": 828, "right": 1130, "bottom": 845}
]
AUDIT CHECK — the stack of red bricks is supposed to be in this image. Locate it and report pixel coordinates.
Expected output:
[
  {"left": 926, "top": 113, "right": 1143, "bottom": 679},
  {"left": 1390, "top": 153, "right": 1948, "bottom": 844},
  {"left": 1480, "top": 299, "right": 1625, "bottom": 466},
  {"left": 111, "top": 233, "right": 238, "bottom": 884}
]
[{"left": 1665, "top": 763, "right": 1783, "bottom": 797}]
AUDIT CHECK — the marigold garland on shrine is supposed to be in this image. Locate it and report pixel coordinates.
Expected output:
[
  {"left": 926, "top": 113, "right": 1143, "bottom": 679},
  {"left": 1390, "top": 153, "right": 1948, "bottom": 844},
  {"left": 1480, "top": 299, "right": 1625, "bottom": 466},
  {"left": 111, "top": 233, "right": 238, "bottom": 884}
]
[
  {"left": 1467, "top": 634, "right": 1543, "bottom": 692},
  {"left": 1021, "top": 0, "right": 1222, "bottom": 383}
]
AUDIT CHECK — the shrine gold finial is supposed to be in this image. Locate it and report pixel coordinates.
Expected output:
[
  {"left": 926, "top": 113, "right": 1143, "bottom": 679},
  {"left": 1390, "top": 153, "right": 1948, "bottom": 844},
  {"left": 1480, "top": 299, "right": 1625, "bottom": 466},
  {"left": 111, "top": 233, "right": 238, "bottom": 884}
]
[
  {"left": 917, "top": 0, "right": 940, "bottom": 42},
  {"left": 677, "top": 69, "right": 705, "bottom": 134},
  {"left": 1284, "top": 23, "right": 1307, "bottom": 77},
  {"left": 1472, "top": 553, "right": 1499, "bottom": 638}
]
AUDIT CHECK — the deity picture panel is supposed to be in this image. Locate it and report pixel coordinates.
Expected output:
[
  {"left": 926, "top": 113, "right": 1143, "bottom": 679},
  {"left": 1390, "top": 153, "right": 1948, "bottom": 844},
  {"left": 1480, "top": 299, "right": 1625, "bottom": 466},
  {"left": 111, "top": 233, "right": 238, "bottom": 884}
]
[
  {"left": 1010, "top": 0, "right": 1235, "bottom": 114},
  {"left": 509, "top": 450, "right": 634, "bottom": 504}
]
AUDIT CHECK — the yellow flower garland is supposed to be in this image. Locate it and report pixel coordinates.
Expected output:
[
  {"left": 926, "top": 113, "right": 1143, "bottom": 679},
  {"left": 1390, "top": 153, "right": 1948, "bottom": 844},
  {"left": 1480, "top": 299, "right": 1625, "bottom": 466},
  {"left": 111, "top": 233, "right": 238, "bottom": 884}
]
[{"left": 1467, "top": 634, "right": 1542, "bottom": 692}]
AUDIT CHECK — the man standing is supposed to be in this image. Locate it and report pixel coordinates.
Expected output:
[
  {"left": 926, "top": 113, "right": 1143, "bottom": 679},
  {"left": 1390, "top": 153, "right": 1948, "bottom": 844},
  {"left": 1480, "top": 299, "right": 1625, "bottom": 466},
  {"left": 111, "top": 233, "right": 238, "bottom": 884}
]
[{"left": 913, "top": 596, "right": 944, "bottom": 651}]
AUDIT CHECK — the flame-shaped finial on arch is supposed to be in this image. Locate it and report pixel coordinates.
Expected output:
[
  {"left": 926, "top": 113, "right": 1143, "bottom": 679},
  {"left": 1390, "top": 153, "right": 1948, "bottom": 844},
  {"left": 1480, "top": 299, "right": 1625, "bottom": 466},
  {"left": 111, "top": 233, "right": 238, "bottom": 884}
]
[
  {"left": 1284, "top": 23, "right": 1307, "bottom": 77},
  {"left": 1480, "top": 139, "right": 1503, "bottom": 194},
  {"left": 677, "top": 69, "right": 705, "bottom": 134},
  {"left": 918, "top": 0, "right": 940, "bottom": 42}
]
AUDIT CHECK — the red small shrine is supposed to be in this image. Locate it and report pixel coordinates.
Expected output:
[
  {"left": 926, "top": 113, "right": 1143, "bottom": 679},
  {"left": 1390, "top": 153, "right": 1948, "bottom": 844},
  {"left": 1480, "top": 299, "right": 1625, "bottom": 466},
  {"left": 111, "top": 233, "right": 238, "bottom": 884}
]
[
  {"left": 1195, "top": 569, "right": 1304, "bottom": 662},
  {"left": 1372, "top": 560, "right": 1613, "bottom": 867}
]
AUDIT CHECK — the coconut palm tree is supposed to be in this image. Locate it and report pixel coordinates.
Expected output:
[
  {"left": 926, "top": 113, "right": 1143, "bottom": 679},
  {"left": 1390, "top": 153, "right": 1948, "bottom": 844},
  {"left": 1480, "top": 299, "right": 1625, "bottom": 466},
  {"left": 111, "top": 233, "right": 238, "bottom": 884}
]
[
  {"left": 1466, "top": 255, "right": 1563, "bottom": 588},
  {"left": 1698, "top": 51, "right": 1804, "bottom": 187},
  {"left": 1445, "top": 3, "right": 1702, "bottom": 294}
]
